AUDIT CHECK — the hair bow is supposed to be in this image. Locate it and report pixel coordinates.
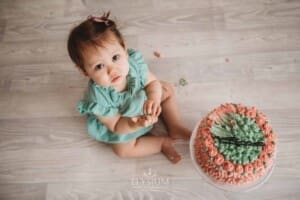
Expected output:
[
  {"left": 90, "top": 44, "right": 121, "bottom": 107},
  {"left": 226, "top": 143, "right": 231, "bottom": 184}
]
[{"left": 87, "top": 12, "right": 110, "bottom": 25}]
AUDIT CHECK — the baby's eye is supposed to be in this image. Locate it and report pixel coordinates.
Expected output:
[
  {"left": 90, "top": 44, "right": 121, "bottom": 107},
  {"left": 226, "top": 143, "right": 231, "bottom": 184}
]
[
  {"left": 112, "top": 54, "right": 120, "bottom": 62},
  {"left": 95, "top": 63, "right": 105, "bottom": 70}
]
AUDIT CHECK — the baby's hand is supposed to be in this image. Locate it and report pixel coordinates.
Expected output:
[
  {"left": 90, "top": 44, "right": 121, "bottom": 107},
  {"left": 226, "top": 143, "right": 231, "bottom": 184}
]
[
  {"left": 130, "top": 114, "right": 158, "bottom": 128},
  {"left": 143, "top": 99, "right": 161, "bottom": 117}
]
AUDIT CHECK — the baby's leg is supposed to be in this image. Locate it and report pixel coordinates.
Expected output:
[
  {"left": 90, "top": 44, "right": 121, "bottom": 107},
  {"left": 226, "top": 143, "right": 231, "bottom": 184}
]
[
  {"left": 160, "top": 81, "right": 191, "bottom": 140},
  {"left": 112, "top": 136, "right": 181, "bottom": 163}
]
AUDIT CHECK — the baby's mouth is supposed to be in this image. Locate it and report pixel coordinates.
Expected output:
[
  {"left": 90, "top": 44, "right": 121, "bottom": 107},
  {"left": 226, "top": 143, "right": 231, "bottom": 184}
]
[{"left": 111, "top": 75, "right": 121, "bottom": 83}]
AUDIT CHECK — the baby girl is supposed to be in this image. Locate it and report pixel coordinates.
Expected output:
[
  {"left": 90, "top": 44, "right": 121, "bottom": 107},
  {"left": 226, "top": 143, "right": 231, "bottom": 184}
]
[{"left": 67, "top": 12, "right": 191, "bottom": 163}]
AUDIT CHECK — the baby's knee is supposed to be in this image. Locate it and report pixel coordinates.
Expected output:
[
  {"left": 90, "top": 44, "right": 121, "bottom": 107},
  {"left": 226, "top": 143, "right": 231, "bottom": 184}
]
[
  {"left": 161, "top": 81, "right": 175, "bottom": 100},
  {"left": 111, "top": 143, "right": 134, "bottom": 158}
]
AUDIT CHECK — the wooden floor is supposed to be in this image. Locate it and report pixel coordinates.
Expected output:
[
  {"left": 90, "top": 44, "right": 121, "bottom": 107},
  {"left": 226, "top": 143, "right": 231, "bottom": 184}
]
[{"left": 0, "top": 0, "right": 300, "bottom": 199}]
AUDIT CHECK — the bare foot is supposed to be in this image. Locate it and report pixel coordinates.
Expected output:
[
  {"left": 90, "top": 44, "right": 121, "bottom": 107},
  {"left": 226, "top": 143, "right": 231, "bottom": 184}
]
[
  {"left": 169, "top": 125, "right": 192, "bottom": 140},
  {"left": 161, "top": 138, "right": 181, "bottom": 164}
]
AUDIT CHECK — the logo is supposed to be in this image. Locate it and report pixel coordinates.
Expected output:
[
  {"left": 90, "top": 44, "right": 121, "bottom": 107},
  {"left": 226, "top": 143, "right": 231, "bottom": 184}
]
[{"left": 131, "top": 168, "right": 169, "bottom": 188}]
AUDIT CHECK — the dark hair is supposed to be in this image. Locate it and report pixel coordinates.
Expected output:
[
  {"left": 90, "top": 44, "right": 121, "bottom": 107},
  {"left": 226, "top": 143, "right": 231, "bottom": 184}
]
[{"left": 67, "top": 12, "right": 125, "bottom": 71}]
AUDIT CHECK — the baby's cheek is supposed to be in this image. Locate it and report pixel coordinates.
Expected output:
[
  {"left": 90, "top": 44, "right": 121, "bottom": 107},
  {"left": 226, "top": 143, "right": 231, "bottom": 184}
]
[
  {"left": 96, "top": 74, "right": 109, "bottom": 86},
  {"left": 122, "top": 63, "right": 130, "bottom": 75}
]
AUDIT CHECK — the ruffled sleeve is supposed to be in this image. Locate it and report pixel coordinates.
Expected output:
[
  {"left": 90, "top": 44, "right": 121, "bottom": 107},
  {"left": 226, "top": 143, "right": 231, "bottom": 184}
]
[
  {"left": 77, "top": 100, "right": 118, "bottom": 116},
  {"left": 128, "top": 49, "right": 149, "bottom": 88}
]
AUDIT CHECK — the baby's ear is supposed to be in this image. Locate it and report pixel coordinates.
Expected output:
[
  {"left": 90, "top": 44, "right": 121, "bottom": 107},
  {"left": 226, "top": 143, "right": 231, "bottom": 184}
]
[{"left": 76, "top": 65, "right": 88, "bottom": 77}]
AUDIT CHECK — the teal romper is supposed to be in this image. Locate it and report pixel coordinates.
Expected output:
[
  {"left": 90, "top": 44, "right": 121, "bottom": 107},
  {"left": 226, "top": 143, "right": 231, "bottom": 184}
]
[{"left": 77, "top": 49, "right": 153, "bottom": 143}]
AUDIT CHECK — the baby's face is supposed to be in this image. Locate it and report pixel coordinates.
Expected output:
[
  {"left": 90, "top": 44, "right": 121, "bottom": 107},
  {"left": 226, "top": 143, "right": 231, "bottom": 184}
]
[{"left": 82, "top": 36, "right": 129, "bottom": 92}]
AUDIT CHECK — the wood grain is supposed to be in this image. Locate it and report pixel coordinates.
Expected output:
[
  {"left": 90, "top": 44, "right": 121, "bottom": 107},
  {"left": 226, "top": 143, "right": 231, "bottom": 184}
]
[{"left": 0, "top": 0, "right": 299, "bottom": 199}]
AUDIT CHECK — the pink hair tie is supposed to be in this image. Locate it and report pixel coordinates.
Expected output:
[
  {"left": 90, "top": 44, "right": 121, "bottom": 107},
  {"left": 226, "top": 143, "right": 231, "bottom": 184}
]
[{"left": 88, "top": 12, "right": 110, "bottom": 26}]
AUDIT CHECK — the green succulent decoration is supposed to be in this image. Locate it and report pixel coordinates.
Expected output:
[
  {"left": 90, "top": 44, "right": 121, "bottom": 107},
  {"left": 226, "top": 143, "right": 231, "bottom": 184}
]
[{"left": 211, "top": 113, "right": 265, "bottom": 165}]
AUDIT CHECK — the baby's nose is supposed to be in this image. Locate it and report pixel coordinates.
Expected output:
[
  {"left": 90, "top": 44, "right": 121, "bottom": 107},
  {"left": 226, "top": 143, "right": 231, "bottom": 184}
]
[{"left": 107, "top": 65, "right": 115, "bottom": 74}]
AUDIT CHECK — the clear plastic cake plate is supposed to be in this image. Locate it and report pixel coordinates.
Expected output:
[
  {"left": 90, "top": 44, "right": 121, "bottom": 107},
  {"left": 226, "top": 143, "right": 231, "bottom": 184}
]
[{"left": 189, "top": 121, "right": 276, "bottom": 192}]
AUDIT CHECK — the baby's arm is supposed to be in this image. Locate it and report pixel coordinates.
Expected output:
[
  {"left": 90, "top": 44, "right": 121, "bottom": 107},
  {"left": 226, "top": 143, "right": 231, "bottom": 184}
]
[
  {"left": 143, "top": 71, "right": 162, "bottom": 116},
  {"left": 96, "top": 114, "right": 157, "bottom": 135}
]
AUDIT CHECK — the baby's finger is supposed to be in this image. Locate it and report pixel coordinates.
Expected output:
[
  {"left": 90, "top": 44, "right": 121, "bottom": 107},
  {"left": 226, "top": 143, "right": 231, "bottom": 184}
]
[
  {"left": 139, "top": 117, "right": 148, "bottom": 127},
  {"left": 151, "top": 103, "right": 157, "bottom": 115},
  {"left": 148, "top": 114, "right": 155, "bottom": 124},
  {"left": 155, "top": 106, "right": 162, "bottom": 117},
  {"left": 130, "top": 116, "right": 139, "bottom": 123},
  {"left": 138, "top": 116, "right": 151, "bottom": 127},
  {"left": 149, "top": 114, "right": 157, "bottom": 124},
  {"left": 150, "top": 103, "right": 160, "bottom": 117},
  {"left": 155, "top": 105, "right": 162, "bottom": 117},
  {"left": 147, "top": 102, "right": 153, "bottom": 115},
  {"left": 143, "top": 102, "right": 151, "bottom": 115},
  {"left": 145, "top": 115, "right": 156, "bottom": 125}
]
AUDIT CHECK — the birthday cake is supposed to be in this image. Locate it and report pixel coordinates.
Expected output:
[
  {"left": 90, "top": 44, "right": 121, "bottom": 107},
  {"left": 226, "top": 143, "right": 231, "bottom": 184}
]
[{"left": 192, "top": 103, "right": 277, "bottom": 186}]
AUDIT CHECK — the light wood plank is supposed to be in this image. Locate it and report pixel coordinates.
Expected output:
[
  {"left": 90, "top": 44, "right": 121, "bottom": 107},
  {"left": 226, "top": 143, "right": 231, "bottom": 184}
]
[
  {"left": 0, "top": 0, "right": 300, "bottom": 199},
  {"left": 0, "top": 147, "right": 137, "bottom": 184},
  {"left": 0, "top": 0, "right": 65, "bottom": 20},
  {"left": 0, "top": 183, "right": 46, "bottom": 200}
]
